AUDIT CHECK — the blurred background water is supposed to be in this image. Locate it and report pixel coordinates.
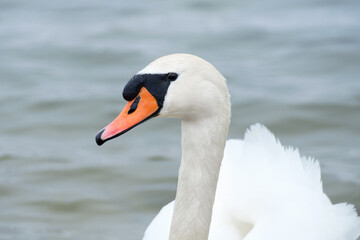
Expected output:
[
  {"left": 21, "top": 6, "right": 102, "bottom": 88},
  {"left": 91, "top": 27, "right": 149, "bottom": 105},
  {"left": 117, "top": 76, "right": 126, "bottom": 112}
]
[{"left": 1, "top": 0, "right": 359, "bottom": 239}]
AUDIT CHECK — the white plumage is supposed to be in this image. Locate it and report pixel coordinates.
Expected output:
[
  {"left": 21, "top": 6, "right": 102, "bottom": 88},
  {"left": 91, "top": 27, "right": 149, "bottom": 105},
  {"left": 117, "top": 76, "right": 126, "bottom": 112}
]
[{"left": 144, "top": 124, "right": 360, "bottom": 240}]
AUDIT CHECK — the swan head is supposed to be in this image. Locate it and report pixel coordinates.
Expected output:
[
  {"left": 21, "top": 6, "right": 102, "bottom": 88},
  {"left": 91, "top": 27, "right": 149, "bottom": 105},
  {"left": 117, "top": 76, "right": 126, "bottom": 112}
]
[{"left": 96, "top": 53, "right": 230, "bottom": 146}]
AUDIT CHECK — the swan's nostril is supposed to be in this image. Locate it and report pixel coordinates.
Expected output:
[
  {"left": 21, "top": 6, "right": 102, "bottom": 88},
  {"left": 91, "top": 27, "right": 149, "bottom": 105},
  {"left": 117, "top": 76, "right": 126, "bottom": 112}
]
[{"left": 128, "top": 96, "right": 141, "bottom": 114}]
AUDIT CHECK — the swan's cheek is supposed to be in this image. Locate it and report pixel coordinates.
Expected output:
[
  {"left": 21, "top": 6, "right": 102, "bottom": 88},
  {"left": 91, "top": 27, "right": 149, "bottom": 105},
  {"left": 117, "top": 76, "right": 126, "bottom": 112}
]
[{"left": 159, "top": 83, "right": 190, "bottom": 119}]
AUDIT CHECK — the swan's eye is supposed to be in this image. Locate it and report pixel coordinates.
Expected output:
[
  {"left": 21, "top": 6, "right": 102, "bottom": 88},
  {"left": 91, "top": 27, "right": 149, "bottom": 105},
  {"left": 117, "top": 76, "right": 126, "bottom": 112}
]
[{"left": 167, "top": 72, "right": 178, "bottom": 81}]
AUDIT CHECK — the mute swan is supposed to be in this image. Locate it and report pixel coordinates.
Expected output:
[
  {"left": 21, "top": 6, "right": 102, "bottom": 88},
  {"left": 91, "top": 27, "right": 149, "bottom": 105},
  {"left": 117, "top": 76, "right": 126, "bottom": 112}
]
[{"left": 95, "top": 54, "right": 360, "bottom": 240}]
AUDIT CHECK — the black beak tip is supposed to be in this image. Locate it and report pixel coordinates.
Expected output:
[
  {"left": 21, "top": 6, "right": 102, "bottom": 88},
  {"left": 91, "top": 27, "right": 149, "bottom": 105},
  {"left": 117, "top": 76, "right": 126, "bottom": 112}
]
[{"left": 95, "top": 129, "right": 106, "bottom": 146}]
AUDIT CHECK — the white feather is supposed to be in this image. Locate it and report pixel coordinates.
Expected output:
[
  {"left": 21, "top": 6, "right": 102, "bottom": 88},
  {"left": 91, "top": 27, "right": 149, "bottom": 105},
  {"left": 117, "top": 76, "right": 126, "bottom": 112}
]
[{"left": 144, "top": 124, "right": 360, "bottom": 240}]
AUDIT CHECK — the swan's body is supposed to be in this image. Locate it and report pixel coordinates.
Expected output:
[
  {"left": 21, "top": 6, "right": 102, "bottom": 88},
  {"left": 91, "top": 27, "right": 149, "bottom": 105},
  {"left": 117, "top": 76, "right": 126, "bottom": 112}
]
[
  {"left": 144, "top": 125, "right": 360, "bottom": 240},
  {"left": 96, "top": 54, "right": 360, "bottom": 240}
]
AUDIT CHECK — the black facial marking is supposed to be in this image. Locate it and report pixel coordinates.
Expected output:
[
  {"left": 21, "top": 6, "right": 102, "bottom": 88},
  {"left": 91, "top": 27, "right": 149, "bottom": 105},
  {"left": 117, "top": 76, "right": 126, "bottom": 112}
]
[
  {"left": 128, "top": 96, "right": 140, "bottom": 114},
  {"left": 122, "top": 73, "right": 178, "bottom": 111},
  {"left": 122, "top": 75, "right": 145, "bottom": 101}
]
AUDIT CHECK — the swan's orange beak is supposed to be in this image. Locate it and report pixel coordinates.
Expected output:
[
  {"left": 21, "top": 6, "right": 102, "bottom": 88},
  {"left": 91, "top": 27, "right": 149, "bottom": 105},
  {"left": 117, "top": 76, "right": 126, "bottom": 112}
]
[{"left": 95, "top": 87, "right": 159, "bottom": 146}]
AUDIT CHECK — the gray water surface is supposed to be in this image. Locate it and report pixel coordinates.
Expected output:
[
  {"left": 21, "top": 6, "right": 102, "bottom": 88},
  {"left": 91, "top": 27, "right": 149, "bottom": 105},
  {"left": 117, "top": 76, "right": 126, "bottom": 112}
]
[{"left": 1, "top": 0, "right": 360, "bottom": 239}]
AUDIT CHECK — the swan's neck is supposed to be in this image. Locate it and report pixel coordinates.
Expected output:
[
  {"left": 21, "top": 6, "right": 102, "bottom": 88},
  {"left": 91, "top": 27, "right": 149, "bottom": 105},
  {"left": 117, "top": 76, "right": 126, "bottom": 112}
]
[{"left": 169, "top": 114, "right": 230, "bottom": 240}]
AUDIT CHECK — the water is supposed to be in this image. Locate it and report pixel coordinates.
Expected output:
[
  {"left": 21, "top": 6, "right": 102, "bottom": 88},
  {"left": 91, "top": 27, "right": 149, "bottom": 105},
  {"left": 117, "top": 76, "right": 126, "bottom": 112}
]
[{"left": 1, "top": 0, "right": 360, "bottom": 239}]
